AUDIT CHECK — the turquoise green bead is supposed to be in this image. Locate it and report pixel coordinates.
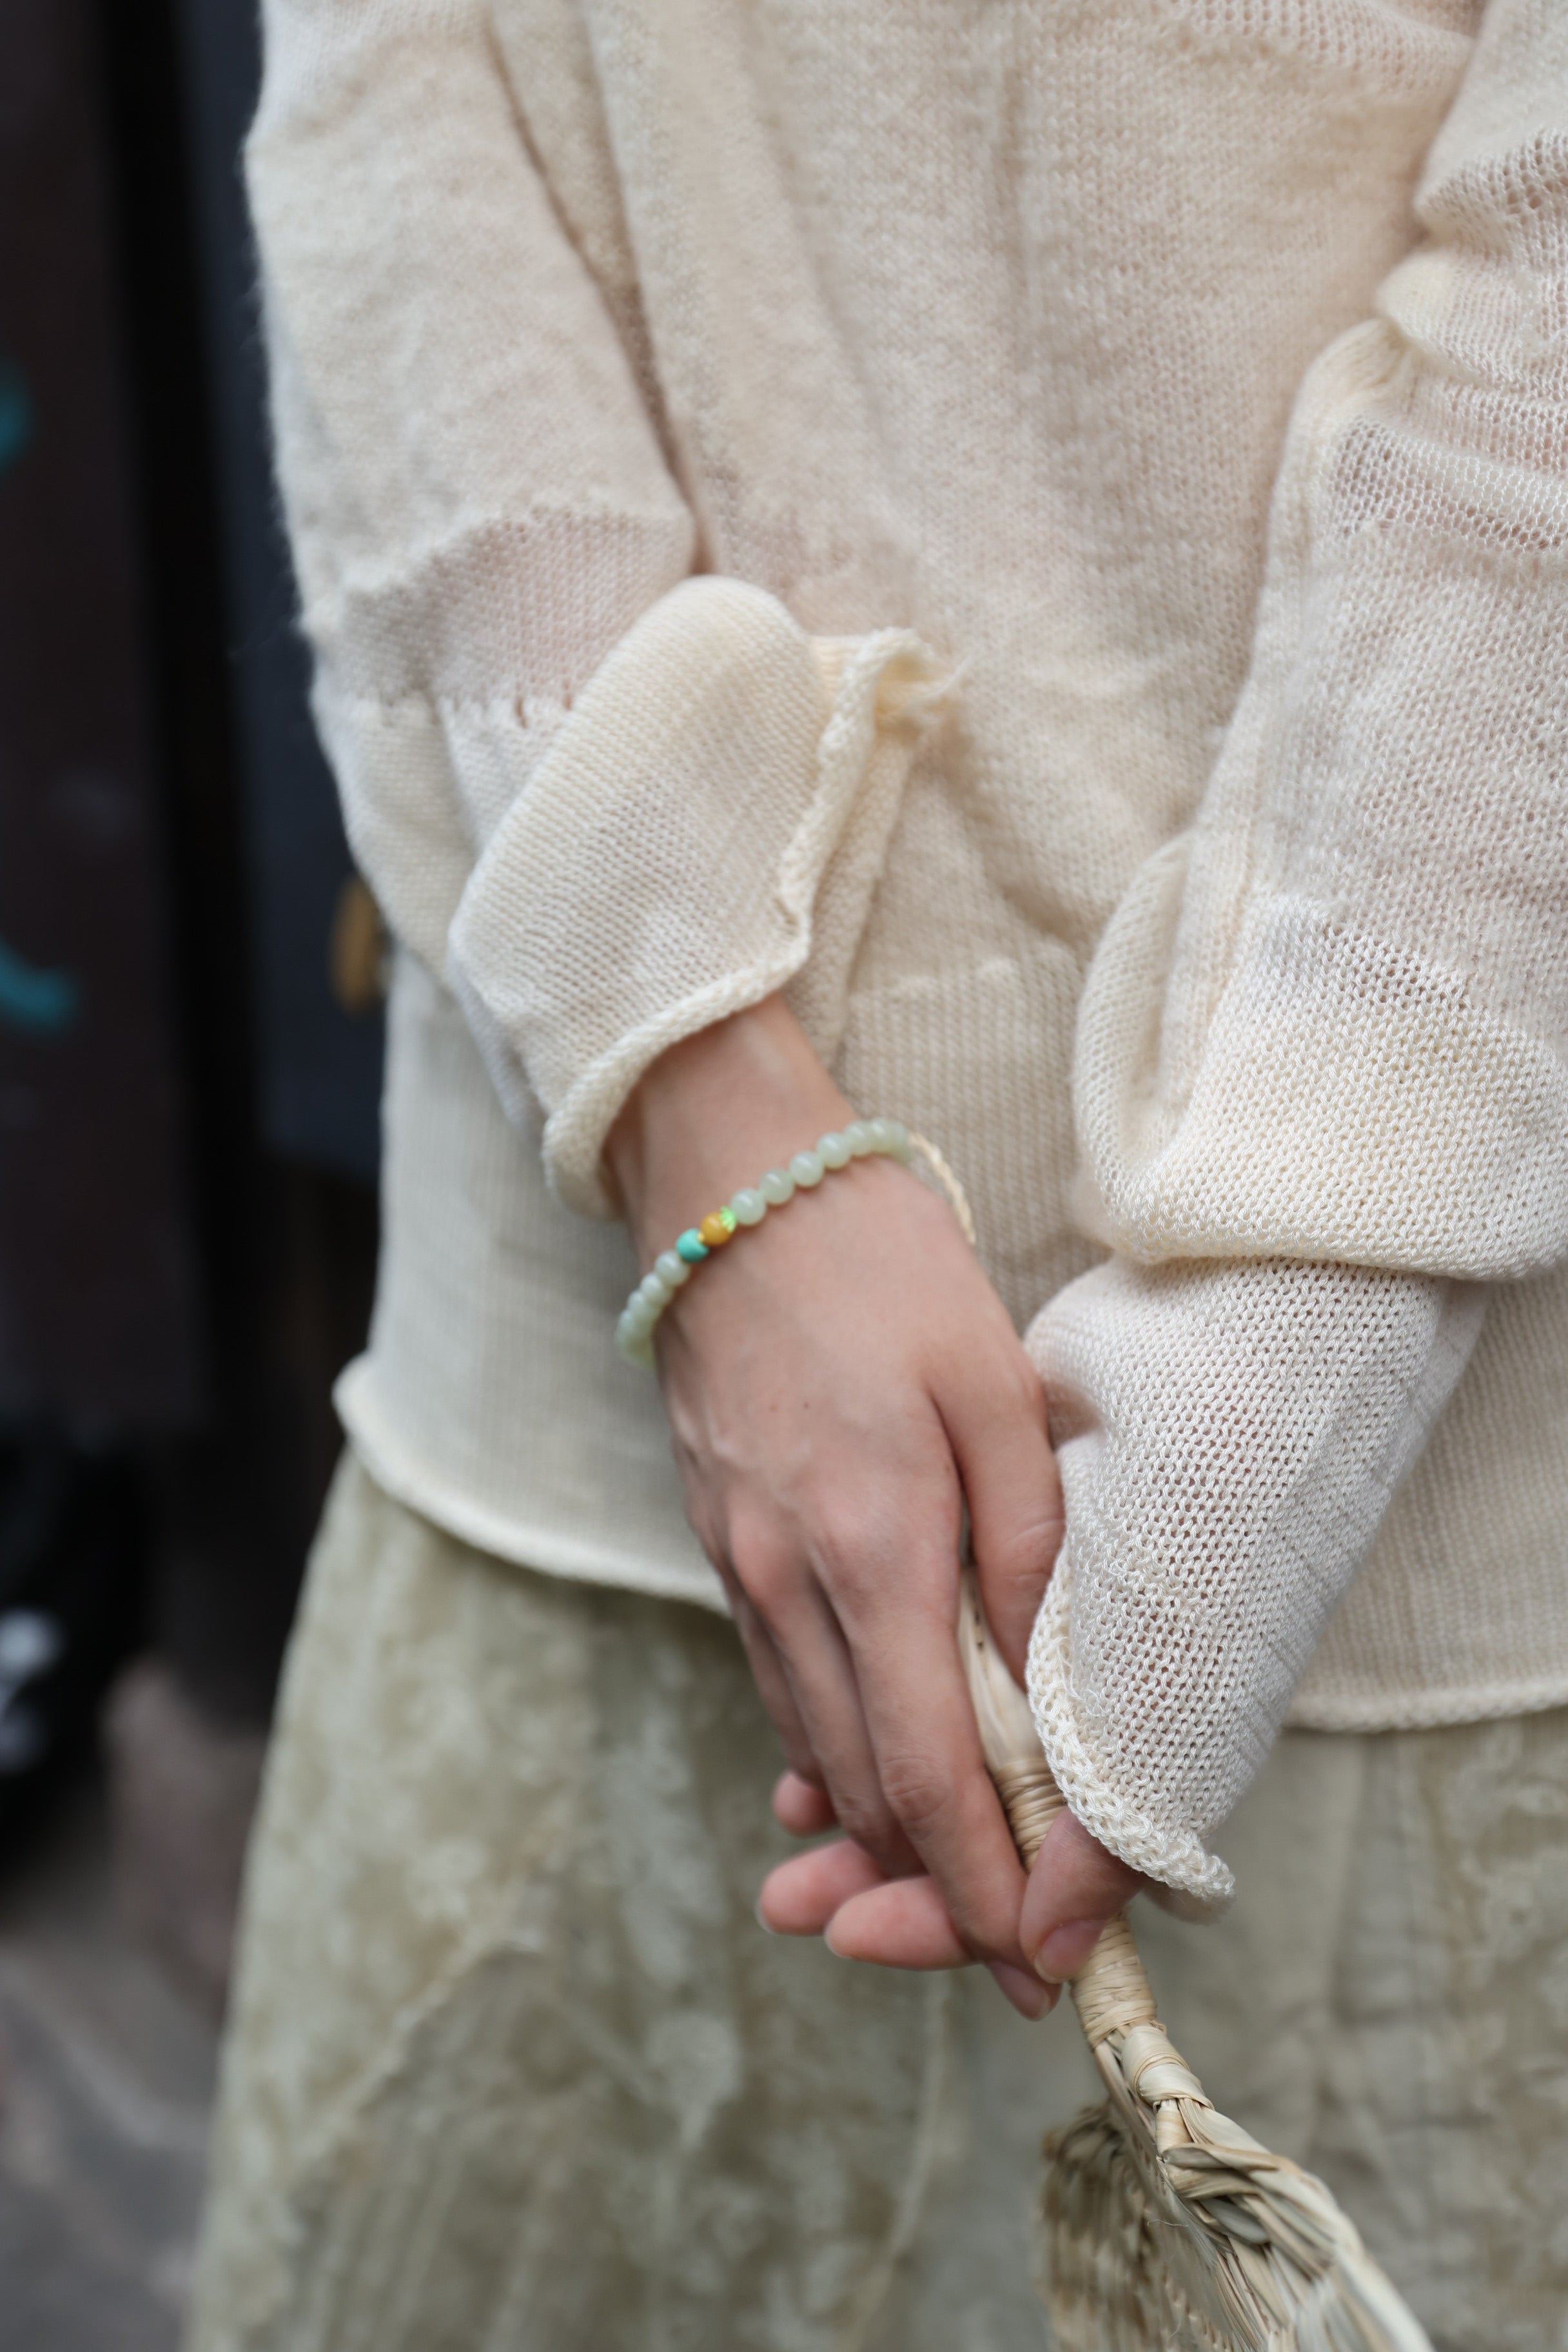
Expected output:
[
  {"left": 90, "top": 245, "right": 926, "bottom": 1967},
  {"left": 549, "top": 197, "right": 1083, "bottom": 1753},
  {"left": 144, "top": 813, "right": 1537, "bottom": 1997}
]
[{"left": 618, "top": 1114, "right": 919, "bottom": 1370}]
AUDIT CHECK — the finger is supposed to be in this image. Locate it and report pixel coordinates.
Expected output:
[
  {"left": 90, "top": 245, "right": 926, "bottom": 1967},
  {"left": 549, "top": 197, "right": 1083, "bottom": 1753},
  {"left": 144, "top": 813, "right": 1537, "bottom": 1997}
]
[
  {"left": 722, "top": 1576, "right": 823, "bottom": 1786},
  {"left": 834, "top": 1565, "right": 1029, "bottom": 1964},
  {"left": 1019, "top": 1807, "right": 1146, "bottom": 1984},
  {"left": 772, "top": 1770, "right": 838, "bottom": 1836},
  {"left": 986, "top": 1962, "right": 1057, "bottom": 2021},
  {"left": 822, "top": 1881, "right": 1057, "bottom": 2017},
  {"left": 738, "top": 1529, "right": 923, "bottom": 1877},
  {"left": 939, "top": 1350, "right": 1062, "bottom": 1684},
  {"left": 823, "top": 1874, "right": 969, "bottom": 1968},
  {"left": 758, "top": 1837, "right": 885, "bottom": 1934},
  {"left": 683, "top": 1479, "right": 827, "bottom": 1787}
]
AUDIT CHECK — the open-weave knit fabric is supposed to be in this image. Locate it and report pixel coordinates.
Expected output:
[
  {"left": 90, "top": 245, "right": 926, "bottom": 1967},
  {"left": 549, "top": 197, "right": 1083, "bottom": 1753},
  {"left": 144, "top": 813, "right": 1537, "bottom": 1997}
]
[
  {"left": 1026, "top": 1264, "right": 1485, "bottom": 1906},
  {"left": 248, "top": 0, "right": 1568, "bottom": 1888},
  {"left": 447, "top": 580, "right": 953, "bottom": 1213},
  {"left": 1017, "top": 1, "right": 1568, "bottom": 1896}
]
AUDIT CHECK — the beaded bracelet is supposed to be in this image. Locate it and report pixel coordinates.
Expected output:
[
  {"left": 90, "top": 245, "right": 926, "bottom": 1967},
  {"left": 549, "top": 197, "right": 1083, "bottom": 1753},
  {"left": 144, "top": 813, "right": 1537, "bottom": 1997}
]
[{"left": 616, "top": 1117, "right": 916, "bottom": 1365}]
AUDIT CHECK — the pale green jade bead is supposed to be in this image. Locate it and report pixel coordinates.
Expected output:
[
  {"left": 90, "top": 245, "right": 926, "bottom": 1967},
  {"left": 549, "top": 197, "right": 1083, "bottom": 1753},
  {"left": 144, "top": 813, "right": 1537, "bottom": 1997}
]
[
  {"left": 616, "top": 1115, "right": 922, "bottom": 1365},
  {"left": 868, "top": 1116, "right": 912, "bottom": 1158}
]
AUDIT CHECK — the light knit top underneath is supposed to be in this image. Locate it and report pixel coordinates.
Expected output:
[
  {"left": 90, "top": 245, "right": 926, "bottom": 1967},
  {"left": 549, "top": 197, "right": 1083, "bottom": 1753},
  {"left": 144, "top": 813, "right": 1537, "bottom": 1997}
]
[{"left": 251, "top": 0, "right": 1568, "bottom": 1907}]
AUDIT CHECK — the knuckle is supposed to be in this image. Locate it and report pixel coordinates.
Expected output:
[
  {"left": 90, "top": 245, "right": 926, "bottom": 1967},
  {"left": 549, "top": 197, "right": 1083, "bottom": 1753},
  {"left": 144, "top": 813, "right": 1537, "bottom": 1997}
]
[
  {"left": 812, "top": 1490, "right": 930, "bottom": 1614},
  {"left": 986, "top": 1509, "right": 1064, "bottom": 1583},
  {"left": 732, "top": 1537, "right": 801, "bottom": 1632},
  {"left": 879, "top": 1749, "right": 956, "bottom": 1841},
  {"left": 811, "top": 1492, "right": 883, "bottom": 1578},
  {"left": 725, "top": 1494, "right": 807, "bottom": 1626}
]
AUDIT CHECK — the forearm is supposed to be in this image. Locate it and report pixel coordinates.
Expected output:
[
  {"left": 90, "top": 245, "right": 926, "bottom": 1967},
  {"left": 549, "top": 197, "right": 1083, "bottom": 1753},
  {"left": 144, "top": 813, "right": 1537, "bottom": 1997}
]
[{"left": 1031, "top": 6, "right": 1568, "bottom": 1908}]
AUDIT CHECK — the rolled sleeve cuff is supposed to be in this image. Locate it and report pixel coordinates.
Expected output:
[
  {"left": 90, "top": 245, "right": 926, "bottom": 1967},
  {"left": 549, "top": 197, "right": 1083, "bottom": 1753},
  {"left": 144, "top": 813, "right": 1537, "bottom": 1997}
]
[{"left": 447, "top": 573, "right": 955, "bottom": 1215}]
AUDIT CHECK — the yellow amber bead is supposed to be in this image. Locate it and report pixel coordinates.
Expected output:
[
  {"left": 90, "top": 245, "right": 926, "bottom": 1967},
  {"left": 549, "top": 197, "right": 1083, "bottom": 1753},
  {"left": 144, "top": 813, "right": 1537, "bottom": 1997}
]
[{"left": 698, "top": 1210, "right": 737, "bottom": 1248}]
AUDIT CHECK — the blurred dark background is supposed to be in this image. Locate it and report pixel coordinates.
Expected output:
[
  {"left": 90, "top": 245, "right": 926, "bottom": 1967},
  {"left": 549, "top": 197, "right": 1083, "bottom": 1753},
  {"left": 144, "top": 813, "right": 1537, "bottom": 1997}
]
[{"left": 1, "top": 0, "right": 381, "bottom": 2333}]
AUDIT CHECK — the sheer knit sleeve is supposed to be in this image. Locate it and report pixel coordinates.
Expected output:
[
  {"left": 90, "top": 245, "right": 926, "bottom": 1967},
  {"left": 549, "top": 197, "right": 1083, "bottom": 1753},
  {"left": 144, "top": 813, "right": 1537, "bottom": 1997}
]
[
  {"left": 247, "top": 0, "right": 948, "bottom": 1215},
  {"left": 1028, "top": 0, "right": 1568, "bottom": 1912}
]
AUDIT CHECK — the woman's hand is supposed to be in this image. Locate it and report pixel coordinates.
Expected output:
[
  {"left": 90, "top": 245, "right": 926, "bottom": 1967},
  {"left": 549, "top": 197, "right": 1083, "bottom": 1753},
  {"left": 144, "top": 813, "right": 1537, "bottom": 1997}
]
[
  {"left": 757, "top": 1770, "right": 1146, "bottom": 2020},
  {"left": 607, "top": 994, "right": 1066, "bottom": 2007}
]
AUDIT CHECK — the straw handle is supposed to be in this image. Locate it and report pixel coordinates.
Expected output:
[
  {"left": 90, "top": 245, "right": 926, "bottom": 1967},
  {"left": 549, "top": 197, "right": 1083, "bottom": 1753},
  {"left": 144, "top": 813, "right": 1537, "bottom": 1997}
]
[
  {"left": 956, "top": 1572, "right": 1158, "bottom": 2045},
  {"left": 989, "top": 1762, "right": 1158, "bottom": 2048}
]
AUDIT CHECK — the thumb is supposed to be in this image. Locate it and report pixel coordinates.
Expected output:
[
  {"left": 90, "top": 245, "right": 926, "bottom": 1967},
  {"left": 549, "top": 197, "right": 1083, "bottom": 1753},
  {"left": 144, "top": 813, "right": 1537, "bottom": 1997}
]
[{"left": 1019, "top": 1806, "right": 1144, "bottom": 1984}]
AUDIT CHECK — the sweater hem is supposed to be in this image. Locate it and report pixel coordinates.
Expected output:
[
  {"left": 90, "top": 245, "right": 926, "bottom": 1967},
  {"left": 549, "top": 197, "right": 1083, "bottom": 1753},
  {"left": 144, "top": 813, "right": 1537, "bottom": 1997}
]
[{"left": 336, "top": 1371, "right": 730, "bottom": 1619}]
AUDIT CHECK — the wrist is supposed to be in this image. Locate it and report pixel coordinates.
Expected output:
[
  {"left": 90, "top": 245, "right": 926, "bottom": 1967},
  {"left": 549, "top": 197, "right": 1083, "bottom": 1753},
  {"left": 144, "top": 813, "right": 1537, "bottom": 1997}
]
[{"left": 607, "top": 997, "right": 853, "bottom": 1263}]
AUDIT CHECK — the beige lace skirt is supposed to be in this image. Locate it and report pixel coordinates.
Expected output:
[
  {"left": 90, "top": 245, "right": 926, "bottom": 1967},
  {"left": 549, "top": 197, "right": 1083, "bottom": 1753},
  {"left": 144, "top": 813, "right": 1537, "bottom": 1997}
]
[{"left": 186, "top": 1453, "right": 1568, "bottom": 2352}]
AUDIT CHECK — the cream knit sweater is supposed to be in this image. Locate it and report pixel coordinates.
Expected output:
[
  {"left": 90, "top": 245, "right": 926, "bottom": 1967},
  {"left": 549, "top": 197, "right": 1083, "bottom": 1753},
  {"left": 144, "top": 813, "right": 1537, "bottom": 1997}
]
[{"left": 249, "top": 0, "right": 1568, "bottom": 1906}]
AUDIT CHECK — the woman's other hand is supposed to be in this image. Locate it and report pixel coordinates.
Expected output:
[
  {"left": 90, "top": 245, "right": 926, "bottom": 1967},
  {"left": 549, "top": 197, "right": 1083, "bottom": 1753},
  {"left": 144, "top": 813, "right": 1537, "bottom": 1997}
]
[{"left": 757, "top": 1769, "right": 1146, "bottom": 2019}]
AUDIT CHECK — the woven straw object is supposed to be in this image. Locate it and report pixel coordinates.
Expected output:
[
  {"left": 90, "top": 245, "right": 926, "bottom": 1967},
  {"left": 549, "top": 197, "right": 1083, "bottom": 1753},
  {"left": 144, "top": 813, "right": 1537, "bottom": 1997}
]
[{"left": 957, "top": 1579, "right": 1431, "bottom": 2352}]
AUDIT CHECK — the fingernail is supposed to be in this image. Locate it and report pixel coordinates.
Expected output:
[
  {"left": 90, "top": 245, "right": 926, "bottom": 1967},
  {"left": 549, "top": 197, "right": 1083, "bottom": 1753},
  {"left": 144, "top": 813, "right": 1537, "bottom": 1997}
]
[
  {"left": 823, "top": 1925, "right": 848, "bottom": 1958},
  {"left": 987, "top": 1961, "right": 1055, "bottom": 2021},
  {"left": 1030, "top": 1917, "right": 1109, "bottom": 1984},
  {"left": 753, "top": 1898, "right": 776, "bottom": 1936}
]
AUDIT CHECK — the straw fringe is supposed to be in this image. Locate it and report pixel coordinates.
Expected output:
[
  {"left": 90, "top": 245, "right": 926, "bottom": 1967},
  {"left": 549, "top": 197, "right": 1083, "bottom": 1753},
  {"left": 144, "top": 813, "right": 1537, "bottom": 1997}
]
[{"left": 958, "top": 1579, "right": 1432, "bottom": 2352}]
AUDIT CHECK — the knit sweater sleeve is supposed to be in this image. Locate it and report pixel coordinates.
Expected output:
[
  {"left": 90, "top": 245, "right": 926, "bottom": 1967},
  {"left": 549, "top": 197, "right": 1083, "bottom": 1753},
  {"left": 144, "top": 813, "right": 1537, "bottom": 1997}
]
[
  {"left": 1028, "top": 0, "right": 1568, "bottom": 1912},
  {"left": 246, "top": 0, "right": 947, "bottom": 1215}
]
